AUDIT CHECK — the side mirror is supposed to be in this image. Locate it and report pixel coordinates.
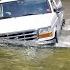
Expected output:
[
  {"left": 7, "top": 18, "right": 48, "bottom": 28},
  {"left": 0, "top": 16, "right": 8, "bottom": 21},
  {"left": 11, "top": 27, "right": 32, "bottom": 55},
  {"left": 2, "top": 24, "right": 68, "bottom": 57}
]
[{"left": 54, "top": 9, "right": 60, "bottom": 13}]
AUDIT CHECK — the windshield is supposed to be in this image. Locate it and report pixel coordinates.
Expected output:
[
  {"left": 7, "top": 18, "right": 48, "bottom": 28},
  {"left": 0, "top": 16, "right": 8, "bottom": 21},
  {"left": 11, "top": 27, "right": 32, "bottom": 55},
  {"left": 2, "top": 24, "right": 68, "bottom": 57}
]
[{"left": 0, "top": 0, "right": 51, "bottom": 19}]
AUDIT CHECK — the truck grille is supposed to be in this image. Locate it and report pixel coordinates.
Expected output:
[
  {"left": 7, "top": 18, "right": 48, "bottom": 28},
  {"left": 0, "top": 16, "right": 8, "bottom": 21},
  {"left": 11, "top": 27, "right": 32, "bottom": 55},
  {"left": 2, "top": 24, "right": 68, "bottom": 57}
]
[{"left": 0, "top": 30, "right": 37, "bottom": 41}]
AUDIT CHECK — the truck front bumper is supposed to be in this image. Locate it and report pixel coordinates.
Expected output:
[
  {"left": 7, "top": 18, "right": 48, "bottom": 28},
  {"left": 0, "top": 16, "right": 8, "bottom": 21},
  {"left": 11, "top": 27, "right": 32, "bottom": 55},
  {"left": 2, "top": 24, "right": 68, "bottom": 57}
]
[{"left": 0, "top": 38, "right": 56, "bottom": 47}]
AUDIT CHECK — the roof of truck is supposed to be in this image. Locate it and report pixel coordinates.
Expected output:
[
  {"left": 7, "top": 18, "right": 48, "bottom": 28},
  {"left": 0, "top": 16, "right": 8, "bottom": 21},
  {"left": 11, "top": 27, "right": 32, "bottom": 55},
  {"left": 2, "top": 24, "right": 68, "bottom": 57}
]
[{"left": 0, "top": 0, "right": 17, "bottom": 3}]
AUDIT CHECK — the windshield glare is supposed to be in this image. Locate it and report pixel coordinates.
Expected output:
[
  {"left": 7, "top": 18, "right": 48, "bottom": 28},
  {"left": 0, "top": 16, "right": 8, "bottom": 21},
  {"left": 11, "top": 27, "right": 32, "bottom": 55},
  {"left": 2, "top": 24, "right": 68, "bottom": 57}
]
[{"left": 0, "top": 0, "right": 51, "bottom": 18}]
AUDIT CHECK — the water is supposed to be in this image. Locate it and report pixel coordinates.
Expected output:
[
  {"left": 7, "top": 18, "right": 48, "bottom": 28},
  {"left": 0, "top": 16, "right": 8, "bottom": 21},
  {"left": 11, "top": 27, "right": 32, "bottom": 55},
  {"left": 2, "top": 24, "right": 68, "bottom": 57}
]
[
  {"left": 0, "top": 46, "right": 70, "bottom": 70},
  {"left": 53, "top": 19, "right": 70, "bottom": 47}
]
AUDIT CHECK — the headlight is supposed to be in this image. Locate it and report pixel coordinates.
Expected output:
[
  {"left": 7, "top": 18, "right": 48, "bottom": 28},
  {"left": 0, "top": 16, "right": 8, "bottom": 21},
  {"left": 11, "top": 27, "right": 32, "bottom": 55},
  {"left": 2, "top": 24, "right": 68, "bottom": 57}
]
[{"left": 38, "top": 26, "right": 54, "bottom": 39}]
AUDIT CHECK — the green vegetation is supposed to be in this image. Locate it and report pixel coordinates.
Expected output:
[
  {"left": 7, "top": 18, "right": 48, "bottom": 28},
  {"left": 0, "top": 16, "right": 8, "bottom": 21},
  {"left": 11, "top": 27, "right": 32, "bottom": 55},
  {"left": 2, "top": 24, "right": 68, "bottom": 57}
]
[{"left": 0, "top": 47, "right": 70, "bottom": 70}]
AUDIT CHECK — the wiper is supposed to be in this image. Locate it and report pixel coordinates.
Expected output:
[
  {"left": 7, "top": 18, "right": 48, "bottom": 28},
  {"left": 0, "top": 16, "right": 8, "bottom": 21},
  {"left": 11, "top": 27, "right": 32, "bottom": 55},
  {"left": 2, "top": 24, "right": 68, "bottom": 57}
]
[
  {"left": 0, "top": 16, "right": 11, "bottom": 19},
  {"left": 22, "top": 13, "right": 35, "bottom": 16}
]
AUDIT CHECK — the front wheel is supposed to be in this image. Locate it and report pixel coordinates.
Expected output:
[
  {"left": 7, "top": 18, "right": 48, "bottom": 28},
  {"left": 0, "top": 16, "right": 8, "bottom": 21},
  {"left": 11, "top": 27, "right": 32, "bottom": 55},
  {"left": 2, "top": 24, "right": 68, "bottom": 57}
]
[
  {"left": 55, "top": 31, "right": 58, "bottom": 43},
  {"left": 62, "top": 19, "right": 65, "bottom": 26}
]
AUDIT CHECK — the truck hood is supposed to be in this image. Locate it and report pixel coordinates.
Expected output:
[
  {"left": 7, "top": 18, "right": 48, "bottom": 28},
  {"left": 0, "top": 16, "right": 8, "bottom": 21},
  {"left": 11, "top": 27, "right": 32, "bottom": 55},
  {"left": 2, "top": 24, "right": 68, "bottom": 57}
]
[{"left": 0, "top": 13, "right": 56, "bottom": 34}]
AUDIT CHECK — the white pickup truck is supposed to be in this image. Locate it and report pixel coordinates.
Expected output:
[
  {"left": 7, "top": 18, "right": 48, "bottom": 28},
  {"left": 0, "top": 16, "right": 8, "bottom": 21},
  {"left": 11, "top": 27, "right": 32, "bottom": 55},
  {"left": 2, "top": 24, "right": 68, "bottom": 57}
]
[{"left": 0, "top": 0, "right": 65, "bottom": 46}]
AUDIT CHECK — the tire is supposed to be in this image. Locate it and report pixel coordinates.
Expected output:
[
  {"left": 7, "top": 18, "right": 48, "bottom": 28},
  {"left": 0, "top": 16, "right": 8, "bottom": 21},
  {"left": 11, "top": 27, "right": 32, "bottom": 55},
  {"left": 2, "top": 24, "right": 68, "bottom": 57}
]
[
  {"left": 62, "top": 19, "right": 65, "bottom": 26},
  {"left": 55, "top": 31, "right": 58, "bottom": 43}
]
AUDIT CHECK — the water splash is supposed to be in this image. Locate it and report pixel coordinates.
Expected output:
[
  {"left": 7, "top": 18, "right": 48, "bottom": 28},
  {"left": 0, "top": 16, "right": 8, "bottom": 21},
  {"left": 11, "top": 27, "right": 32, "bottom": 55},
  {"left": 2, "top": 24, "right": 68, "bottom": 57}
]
[{"left": 24, "top": 47, "right": 37, "bottom": 59}]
